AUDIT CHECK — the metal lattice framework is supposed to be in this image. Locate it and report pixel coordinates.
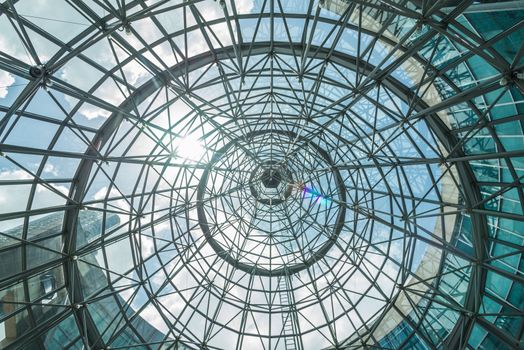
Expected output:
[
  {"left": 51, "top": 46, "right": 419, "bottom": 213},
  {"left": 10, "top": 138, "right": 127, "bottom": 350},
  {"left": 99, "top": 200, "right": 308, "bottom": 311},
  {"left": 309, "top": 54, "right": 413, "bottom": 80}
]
[{"left": 0, "top": 0, "right": 523, "bottom": 349}]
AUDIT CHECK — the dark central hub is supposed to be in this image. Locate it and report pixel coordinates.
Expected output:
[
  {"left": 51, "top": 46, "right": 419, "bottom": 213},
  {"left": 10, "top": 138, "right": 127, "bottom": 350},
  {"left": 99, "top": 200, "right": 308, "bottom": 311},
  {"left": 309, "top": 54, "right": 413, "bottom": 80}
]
[
  {"left": 261, "top": 168, "right": 282, "bottom": 188},
  {"left": 248, "top": 163, "right": 294, "bottom": 206}
]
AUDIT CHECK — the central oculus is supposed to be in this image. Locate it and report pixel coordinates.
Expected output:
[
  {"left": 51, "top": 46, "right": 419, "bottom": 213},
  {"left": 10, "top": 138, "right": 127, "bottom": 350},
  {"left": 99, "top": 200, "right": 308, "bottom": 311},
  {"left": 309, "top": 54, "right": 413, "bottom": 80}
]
[
  {"left": 261, "top": 168, "right": 281, "bottom": 188},
  {"left": 249, "top": 161, "right": 294, "bottom": 206},
  {"left": 196, "top": 130, "right": 346, "bottom": 276}
]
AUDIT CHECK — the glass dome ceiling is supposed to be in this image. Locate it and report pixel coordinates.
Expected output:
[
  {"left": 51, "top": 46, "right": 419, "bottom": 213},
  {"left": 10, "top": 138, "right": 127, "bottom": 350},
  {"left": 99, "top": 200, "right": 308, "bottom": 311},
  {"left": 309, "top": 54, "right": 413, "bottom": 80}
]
[{"left": 0, "top": 0, "right": 523, "bottom": 349}]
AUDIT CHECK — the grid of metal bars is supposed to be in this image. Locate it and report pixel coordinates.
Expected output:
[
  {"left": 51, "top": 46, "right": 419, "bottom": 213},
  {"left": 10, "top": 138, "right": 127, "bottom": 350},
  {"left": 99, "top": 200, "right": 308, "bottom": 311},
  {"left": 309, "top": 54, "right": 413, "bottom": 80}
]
[{"left": 0, "top": 0, "right": 523, "bottom": 349}]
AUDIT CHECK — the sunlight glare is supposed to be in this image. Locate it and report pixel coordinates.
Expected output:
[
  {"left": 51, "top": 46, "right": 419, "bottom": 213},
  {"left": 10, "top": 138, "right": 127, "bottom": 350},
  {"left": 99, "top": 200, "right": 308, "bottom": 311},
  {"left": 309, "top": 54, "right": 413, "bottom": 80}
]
[{"left": 173, "top": 134, "right": 207, "bottom": 162}]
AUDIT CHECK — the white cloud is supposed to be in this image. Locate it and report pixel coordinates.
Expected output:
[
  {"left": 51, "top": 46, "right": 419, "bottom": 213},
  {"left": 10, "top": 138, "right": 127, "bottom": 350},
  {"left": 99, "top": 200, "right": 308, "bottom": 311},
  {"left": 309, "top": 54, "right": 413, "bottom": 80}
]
[
  {"left": 43, "top": 163, "right": 59, "bottom": 176},
  {"left": 137, "top": 232, "right": 155, "bottom": 257},
  {"left": 0, "top": 169, "right": 32, "bottom": 181},
  {"left": 60, "top": 66, "right": 115, "bottom": 120},
  {"left": 59, "top": 40, "right": 155, "bottom": 120},
  {"left": 0, "top": 0, "right": 253, "bottom": 120},
  {"left": 139, "top": 303, "right": 170, "bottom": 334},
  {"left": 235, "top": 0, "right": 255, "bottom": 13},
  {"left": 0, "top": 170, "right": 33, "bottom": 217},
  {"left": 0, "top": 70, "right": 15, "bottom": 99}
]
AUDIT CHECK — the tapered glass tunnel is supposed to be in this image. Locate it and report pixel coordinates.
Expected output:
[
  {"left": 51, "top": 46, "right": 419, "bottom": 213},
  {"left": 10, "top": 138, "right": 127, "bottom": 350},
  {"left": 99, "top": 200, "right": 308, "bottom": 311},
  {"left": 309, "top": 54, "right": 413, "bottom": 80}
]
[{"left": 0, "top": 1, "right": 523, "bottom": 349}]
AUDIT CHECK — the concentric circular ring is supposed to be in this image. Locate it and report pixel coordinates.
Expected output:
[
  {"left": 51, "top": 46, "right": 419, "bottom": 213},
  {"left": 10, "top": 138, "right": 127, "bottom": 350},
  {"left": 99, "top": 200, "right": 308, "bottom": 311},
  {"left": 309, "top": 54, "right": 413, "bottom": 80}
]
[{"left": 197, "top": 130, "right": 347, "bottom": 276}]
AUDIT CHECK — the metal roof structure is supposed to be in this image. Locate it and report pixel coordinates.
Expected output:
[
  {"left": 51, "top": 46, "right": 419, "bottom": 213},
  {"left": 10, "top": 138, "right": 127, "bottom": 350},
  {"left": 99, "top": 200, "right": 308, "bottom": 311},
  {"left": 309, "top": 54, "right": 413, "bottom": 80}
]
[{"left": 0, "top": 0, "right": 523, "bottom": 349}]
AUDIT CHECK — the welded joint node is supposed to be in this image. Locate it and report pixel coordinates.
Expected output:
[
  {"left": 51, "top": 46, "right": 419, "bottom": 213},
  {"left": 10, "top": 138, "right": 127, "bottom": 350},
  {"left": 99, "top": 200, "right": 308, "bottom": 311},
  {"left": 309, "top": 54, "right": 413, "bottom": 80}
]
[
  {"left": 29, "top": 65, "right": 53, "bottom": 89},
  {"left": 499, "top": 71, "right": 523, "bottom": 86}
]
